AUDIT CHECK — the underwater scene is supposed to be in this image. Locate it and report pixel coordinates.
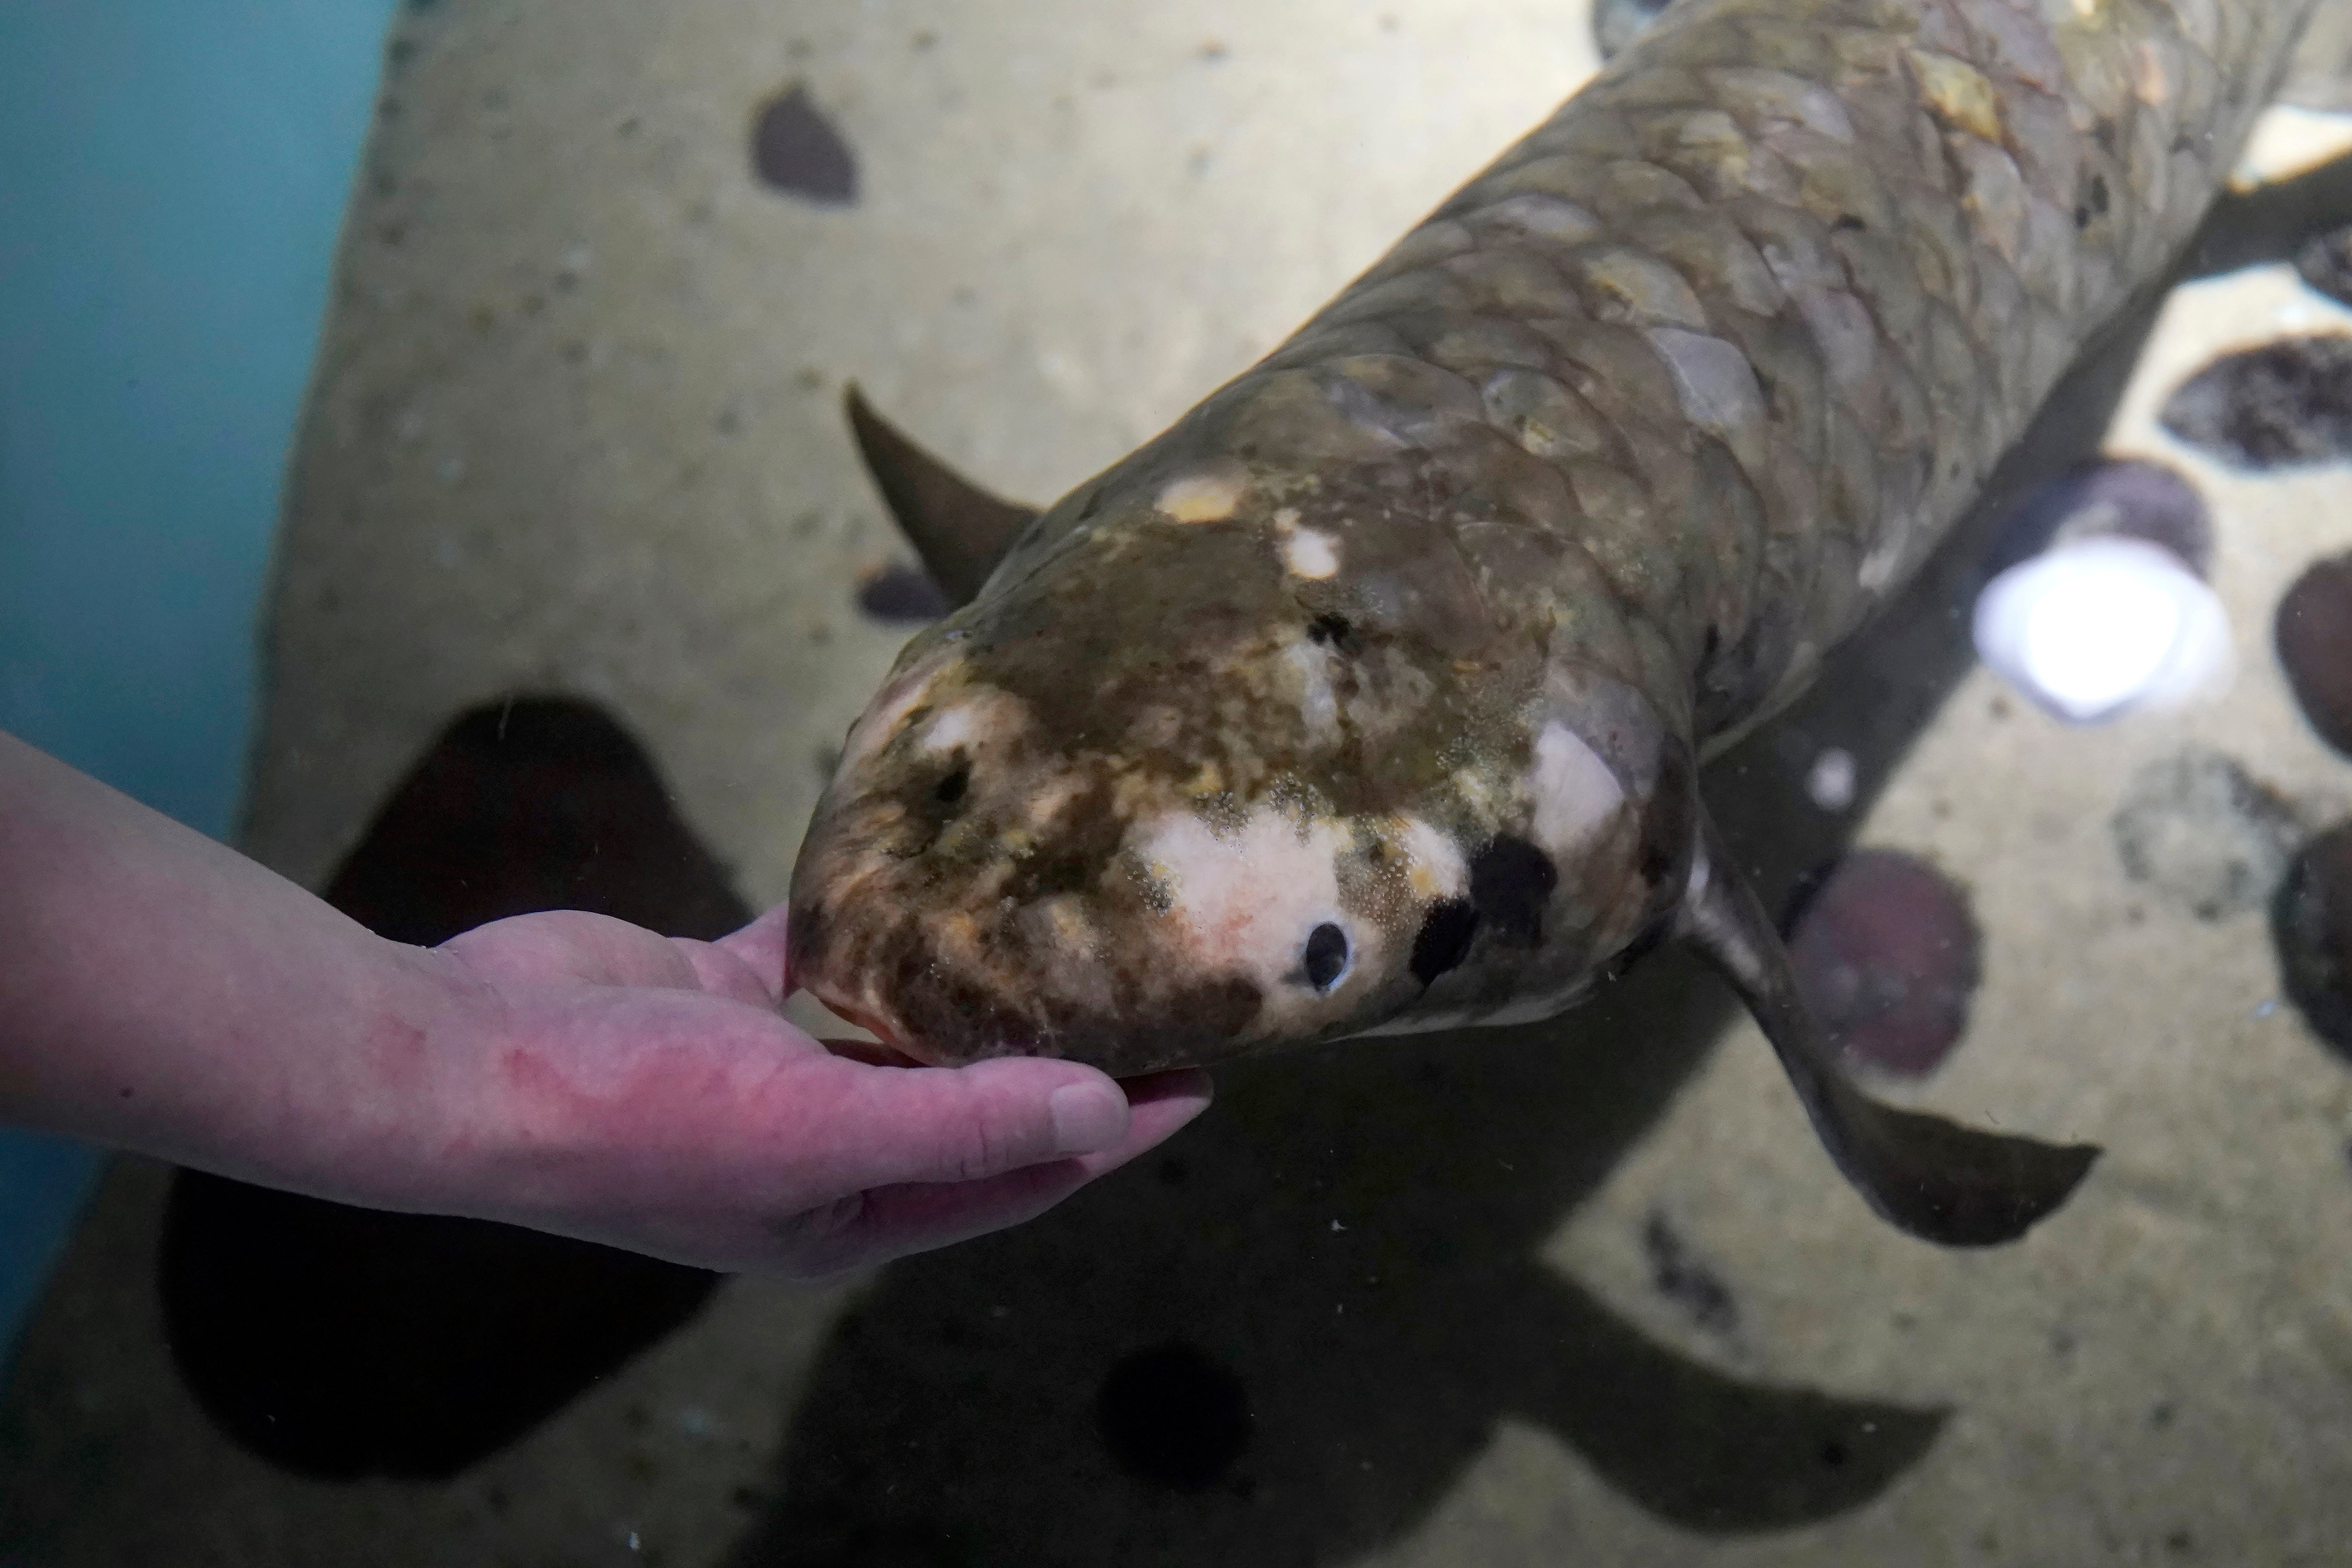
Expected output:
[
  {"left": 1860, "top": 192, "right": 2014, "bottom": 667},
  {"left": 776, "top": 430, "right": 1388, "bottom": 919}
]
[{"left": 7, "top": 0, "right": 2352, "bottom": 1563}]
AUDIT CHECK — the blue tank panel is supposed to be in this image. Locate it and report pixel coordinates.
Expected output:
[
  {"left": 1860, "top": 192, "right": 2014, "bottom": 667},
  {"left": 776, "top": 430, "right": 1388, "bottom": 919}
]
[{"left": 0, "top": 0, "right": 396, "bottom": 1383}]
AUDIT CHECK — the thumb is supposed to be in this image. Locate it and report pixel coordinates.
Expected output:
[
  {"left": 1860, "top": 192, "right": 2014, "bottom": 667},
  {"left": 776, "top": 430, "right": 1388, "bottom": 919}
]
[{"left": 817, "top": 1057, "right": 1133, "bottom": 1191}]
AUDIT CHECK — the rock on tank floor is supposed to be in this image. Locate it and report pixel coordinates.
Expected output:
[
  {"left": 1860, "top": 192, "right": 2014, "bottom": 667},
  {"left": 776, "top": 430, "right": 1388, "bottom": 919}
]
[{"left": 12, "top": 3, "right": 2352, "bottom": 1566}]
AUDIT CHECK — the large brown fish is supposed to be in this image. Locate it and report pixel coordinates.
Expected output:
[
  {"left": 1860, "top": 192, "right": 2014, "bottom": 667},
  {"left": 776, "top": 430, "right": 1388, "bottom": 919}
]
[{"left": 791, "top": 0, "right": 2328, "bottom": 1247}]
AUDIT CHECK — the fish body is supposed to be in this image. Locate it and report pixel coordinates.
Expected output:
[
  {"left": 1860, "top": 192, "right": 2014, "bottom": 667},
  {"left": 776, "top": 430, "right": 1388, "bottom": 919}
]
[{"left": 791, "top": 0, "right": 2322, "bottom": 1244}]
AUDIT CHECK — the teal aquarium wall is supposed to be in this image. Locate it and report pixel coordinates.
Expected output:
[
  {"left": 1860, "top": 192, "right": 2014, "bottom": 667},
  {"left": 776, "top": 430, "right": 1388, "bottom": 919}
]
[{"left": 0, "top": 0, "right": 395, "bottom": 1379}]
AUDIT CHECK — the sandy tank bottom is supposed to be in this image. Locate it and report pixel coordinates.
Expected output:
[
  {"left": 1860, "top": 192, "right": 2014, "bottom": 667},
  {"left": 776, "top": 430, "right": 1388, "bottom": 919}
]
[{"left": 6, "top": 2, "right": 2352, "bottom": 1565}]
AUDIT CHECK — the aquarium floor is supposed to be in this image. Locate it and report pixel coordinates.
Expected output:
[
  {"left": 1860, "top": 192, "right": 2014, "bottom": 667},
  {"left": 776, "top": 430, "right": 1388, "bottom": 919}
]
[{"left": 8, "top": 2, "right": 2352, "bottom": 1565}]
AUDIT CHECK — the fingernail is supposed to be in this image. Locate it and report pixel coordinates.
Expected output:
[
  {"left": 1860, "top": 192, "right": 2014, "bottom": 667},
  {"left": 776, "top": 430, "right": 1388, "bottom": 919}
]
[{"left": 1049, "top": 1082, "right": 1126, "bottom": 1154}]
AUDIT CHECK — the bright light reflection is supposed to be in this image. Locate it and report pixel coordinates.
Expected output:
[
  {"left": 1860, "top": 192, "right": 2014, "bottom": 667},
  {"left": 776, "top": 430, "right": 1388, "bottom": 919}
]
[{"left": 1973, "top": 537, "right": 2233, "bottom": 723}]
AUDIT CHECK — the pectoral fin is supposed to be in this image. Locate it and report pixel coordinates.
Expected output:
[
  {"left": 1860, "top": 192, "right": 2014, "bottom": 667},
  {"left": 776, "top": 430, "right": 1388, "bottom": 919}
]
[
  {"left": 1674, "top": 817, "right": 2098, "bottom": 1246},
  {"left": 844, "top": 386, "right": 1040, "bottom": 608}
]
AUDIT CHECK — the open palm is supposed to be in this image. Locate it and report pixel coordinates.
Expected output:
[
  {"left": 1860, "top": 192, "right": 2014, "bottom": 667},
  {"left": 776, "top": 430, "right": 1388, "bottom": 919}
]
[{"left": 422, "top": 905, "right": 1212, "bottom": 1276}]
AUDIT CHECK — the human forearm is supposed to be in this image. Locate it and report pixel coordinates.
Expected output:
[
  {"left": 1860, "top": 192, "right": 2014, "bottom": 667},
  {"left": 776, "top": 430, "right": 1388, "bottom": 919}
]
[
  {"left": 0, "top": 729, "right": 1213, "bottom": 1274},
  {"left": 0, "top": 729, "right": 458, "bottom": 1195}
]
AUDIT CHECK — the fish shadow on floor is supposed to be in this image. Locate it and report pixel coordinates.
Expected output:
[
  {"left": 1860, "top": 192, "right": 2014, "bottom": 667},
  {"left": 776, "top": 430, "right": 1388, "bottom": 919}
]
[
  {"left": 160, "top": 698, "right": 739, "bottom": 1480},
  {"left": 725, "top": 253, "right": 2190, "bottom": 1568}
]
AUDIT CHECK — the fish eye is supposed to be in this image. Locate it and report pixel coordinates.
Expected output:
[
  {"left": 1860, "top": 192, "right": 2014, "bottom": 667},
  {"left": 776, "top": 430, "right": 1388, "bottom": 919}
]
[{"left": 1303, "top": 922, "right": 1351, "bottom": 992}]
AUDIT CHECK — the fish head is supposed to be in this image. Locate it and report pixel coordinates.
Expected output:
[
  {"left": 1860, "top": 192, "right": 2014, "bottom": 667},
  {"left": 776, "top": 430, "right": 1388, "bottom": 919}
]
[{"left": 787, "top": 456, "right": 1699, "bottom": 1073}]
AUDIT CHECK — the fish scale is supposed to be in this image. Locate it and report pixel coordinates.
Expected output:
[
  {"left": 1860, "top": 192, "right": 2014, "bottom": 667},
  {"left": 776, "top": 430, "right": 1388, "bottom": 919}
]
[
  {"left": 792, "top": 0, "right": 2327, "bottom": 1246},
  {"left": 1008, "top": 0, "right": 2307, "bottom": 747}
]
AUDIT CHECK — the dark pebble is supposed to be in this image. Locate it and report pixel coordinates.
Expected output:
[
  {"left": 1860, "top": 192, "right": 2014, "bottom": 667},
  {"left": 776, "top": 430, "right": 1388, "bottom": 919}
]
[
  {"left": 1785, "top": 849, "right": 1981, "bottom": 1078},
  {"left": 2277, "top": 552, "right": 2352, "bottom": 758},
  {"left": 1095, "top": 1342, "right": 1253, "bottom": 1490},
  {"left": 2298, "top": 226, "right": 2352, "bottom": 310},
  {"left": 856, "top": 560, "right": 950, "bottom": 622},
  {"left": 750, "top": 83, "right": 858, "bottom": 205},
  {"left": 1989, "top": 456, "right": 2213, "bottom": 578},
  {"left": 1594, "top": 0, "right": 1680, "bottom": 58},
  {"left": 2160, "top": 334, "right": 2352, "bottom": 468},
  {"left": 2110, "top": 747, "right": 2302, "bottom": 922},
  {"left": 2273, "top": 822, "right": 2352, "bottom": 1059}
]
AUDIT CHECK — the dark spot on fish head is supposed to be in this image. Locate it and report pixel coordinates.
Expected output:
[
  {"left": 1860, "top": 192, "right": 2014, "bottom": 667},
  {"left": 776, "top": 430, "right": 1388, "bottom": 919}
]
[
  {"left": 1469, "top": 835, "right": 1557, "bottom": 947},
  {"left": 2273, "top": 822, "right": 2352, "bottom": 1060},
  {"left": 1409, "top": 898, "right": 1479, "bottom": 985},
  {"left": 1784, "top": 849, "right": 1981, "bottom": 1078},
  {"left": 750, "top": 83, "right": 858, "bottom": 205},
  {"left": 1095, "top": 1342, "right": 1252, "bottom": 1491},
  {"left": 2277, "top": 551, "right": 2352, "bottom": 758},
  {"left": 1991, "top": 458, "right": 2212, "bottom": 579},
  {"left": 2160, "top": 334, "right": 2352, "bottom": 469}
]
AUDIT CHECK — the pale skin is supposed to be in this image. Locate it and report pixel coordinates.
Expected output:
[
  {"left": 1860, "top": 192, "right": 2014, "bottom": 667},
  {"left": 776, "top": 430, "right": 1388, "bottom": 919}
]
[{"left": 0, "top": 730, "right": 1212, "bottom": 1277}]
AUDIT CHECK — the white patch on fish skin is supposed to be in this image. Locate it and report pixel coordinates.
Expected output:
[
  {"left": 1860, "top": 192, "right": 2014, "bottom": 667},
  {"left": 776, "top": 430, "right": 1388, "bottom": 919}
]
[
  {"left": 1390, "top": 815, "right": 1468, "bottom": 902},
  {"left": 1645, "top": 327, "right": 1769, "bottom": 472},
  {"left": 1450, "top": 765, "right": 1510, "bottom": 820},
  {"left": 919, "top": 703, "right": 980, "bottom": 754},
  {"left": 1281, "top": 637, "right": 1341, "bottom": 741},
  {"left": 907, "top": 685, "right": 1029, "bottom": 770},
  {"left": 1858, "top": 533, "right": 1906, "bottom": 593},
  {"left": 1157, "top": 461, "right": 1250, "bottom": 522},
  {"left": 1281, "top": 526, "right": 1340, "bottom": 579},
  {"left": 837, "top": 655, "right": 955, "bottom": 774},
  {"left": 1528, "top": 721, "right": 1626, "bottom": 854},
  {"left": 1132, "top": 807, "right": 1356, "bottom": 1012}
]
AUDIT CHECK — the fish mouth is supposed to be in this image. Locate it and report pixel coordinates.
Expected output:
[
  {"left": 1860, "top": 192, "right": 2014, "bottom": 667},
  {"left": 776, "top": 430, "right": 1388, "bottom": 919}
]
[
  {"left": 801, "top": 987, "right": 902, "bottom": 1052},
  {"left": 784, "top": 898, "right": 931, "bottom": 1063},
  {"left": 787, "top": 876, "right": 1271, "bottom": 1074}
]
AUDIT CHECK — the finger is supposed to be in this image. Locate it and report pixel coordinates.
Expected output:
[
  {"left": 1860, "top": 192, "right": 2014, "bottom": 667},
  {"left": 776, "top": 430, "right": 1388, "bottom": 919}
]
[
  {"left": 714, "top": 905, "right": 792, "bottom": 1001},
  {"left": 762, "top": 1068, "right": 1216, "bottom": 1278},
  {"left": 1065, "top": 1068, "right": 1213, "bottom": 1179},
  {"left": 811, "top": 1056, "right": 1138, "bottom": 1192},
  {"left": 669, "top": 936, "right": 787, "bottom": 1011}
]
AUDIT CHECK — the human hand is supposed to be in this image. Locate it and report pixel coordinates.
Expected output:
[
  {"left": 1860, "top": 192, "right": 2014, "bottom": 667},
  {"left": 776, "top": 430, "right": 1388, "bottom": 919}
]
[{"left": 412, "top": 906, "right": 1212, "bottom": 1277}]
